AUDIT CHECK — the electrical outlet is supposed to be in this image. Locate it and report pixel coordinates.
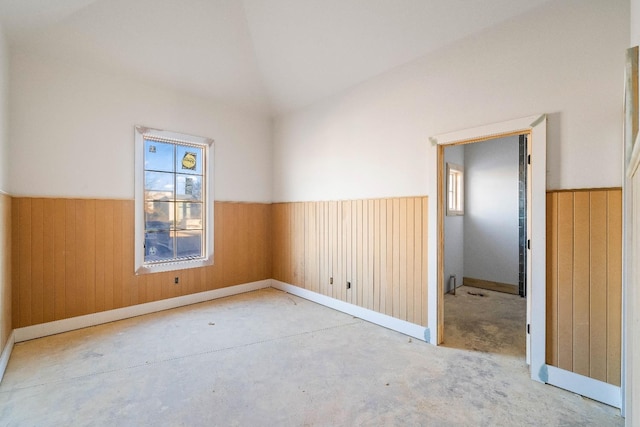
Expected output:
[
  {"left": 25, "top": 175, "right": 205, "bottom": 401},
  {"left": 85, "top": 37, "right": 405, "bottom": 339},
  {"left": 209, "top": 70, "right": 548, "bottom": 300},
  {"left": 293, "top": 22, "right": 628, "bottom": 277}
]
[
  {"left": 347, "top": 281, "right": 351, "bottom": 289},
  {"left": 330, "top": 277, "right": 333, "bottom": 285},
  {"left": 174, "top": 277, "right": 179, "bottom": 284}
]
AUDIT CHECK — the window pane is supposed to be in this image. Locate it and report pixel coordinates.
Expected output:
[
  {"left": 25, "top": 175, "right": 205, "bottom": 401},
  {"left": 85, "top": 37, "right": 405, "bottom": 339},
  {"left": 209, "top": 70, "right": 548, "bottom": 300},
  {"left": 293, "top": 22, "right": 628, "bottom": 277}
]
[
  {"left": 145, "top": 140, "right": 174, "bottom": 172},
  {"left": 176, "top": 145, "right": 203, "bottom": 175},
  {"left": 176, "top": 174, "right": 202, "bottom": 201},
  {"left": 176, "top": 230, "right": 203, "bottom": 258},
  {"left": 145, "top": 171, "right": 174, "bottom": 201},
  {"left": 176, "top": 202, "right": 203, "bottom": 230},
  {"left": 145, "top": 201, "right": 174, "bottom": 230},
  {"left": 136, "top": 126, "right": 212, "bottom": 273},
  {"left": 145, "top": 230, "right": 174, "bottom": 262}
]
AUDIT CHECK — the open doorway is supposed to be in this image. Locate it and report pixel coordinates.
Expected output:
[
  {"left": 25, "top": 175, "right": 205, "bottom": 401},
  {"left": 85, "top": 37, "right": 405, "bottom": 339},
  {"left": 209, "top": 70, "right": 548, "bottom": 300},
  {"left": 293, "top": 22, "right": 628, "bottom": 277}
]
[
  {"left": 441, "top": 135, "right": 527, "bottom": 357},
  {"left": 432, "top": 115, "right": 621, "bottom": 408}
]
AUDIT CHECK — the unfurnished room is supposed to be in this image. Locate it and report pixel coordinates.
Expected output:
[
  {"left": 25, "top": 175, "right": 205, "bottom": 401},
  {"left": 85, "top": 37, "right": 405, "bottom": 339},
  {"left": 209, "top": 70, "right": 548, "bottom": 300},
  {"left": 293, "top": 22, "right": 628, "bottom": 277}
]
[{"left": 0, "top": 0, "right": 639, "bottom": 425}]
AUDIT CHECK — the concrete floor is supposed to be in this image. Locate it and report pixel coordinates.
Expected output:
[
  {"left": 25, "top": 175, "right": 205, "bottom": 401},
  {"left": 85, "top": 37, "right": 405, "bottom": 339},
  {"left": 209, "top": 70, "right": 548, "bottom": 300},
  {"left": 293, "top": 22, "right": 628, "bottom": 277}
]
[
  {"left": 0, "top": 287, "right": 622, "bottom": 426},
  {"left": 443, "top": 285, "right": 526, "bottom": 357}
]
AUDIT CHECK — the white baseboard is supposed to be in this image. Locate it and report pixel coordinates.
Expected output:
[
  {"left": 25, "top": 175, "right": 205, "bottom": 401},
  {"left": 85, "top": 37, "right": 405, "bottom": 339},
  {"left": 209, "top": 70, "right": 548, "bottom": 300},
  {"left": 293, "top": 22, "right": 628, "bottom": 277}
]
[
  {"left": 14, "top": 280, "right": 272, "bottom": 343},
  {"left": 9, "top": 278, "right": 429, "bottom": 372},
  {"left": 0, "top": 330, "right": 15, "bottom": 382},
  {"left": 546, "top": 365, "right": 621, "bottom": 408},
  {"left": 271, "top": 280, "right": 430, "bottom": 343}
]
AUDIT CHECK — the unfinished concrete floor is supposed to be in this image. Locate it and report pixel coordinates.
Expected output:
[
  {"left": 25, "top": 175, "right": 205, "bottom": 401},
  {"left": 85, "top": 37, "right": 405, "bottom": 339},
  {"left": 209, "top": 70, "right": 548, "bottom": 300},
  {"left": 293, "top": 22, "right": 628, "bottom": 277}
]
[
  {"left": 0, "top": 287, "right": 622, "bottom": 426},
  {"left": 443, "top": 285, "right": 526, "bottom": 357}
]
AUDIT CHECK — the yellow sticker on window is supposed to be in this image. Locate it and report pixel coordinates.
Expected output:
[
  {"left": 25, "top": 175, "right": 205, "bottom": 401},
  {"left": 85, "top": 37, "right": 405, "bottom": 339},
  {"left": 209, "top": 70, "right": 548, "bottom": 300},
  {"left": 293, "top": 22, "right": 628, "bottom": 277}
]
[{"left": 182, "top": 152, "right": 197, "bottom": 170}]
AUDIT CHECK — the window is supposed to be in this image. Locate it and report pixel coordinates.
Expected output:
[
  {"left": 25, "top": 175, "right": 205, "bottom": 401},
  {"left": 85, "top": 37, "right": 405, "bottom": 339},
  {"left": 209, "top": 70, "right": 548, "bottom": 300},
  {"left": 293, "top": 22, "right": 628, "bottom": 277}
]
[
  {"left": 446, "top": 162, "right": 464, "bottom": 216},
  {"left": 135, "top": 126, "right": 214, "bottom": 274}
]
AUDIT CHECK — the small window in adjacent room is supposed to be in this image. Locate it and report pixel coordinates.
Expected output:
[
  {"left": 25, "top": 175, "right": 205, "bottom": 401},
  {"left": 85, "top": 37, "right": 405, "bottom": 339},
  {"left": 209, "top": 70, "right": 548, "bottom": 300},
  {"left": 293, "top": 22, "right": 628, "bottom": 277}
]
[
  {"left": 446, "top": 162, "right": 464, "bottom": 216},
  {"left": 134, "top": 126, "right": 214, "bottom": 274}
]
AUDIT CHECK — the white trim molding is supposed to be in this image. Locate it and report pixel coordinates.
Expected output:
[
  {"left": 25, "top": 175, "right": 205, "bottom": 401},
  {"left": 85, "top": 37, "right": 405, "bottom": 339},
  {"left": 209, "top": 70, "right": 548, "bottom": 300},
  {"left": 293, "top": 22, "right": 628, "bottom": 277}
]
[
  {"left": 0, "top": 330, "right": 15, "bottom": 382},
  {"left": 134, "top": 125, "right": 215, "bottom": 275},
  {"left": 627, "top": 133, "right": 640, "bottom": 179},
  {"left": 545, "top": 365, "right": 621, "bottom": 408},
  {"left": 429, "top": 115, "right": 544, "bottom": 146},
  {"left": 14, "top": 280, "right": 271, "bottom": 342},
  {"left": 272, "top": 280, "right": 430, "bottom": 342}
]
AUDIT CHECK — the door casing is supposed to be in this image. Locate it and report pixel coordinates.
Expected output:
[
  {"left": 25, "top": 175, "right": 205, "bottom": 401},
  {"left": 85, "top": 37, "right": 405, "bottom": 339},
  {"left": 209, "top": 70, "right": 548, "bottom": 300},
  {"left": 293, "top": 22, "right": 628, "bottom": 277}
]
[
  {"left": 429, "top": 114, "right": 545, "bottom": 376},
  {"left": 430, "top": 114, "right": 621, "bottom": 408}
]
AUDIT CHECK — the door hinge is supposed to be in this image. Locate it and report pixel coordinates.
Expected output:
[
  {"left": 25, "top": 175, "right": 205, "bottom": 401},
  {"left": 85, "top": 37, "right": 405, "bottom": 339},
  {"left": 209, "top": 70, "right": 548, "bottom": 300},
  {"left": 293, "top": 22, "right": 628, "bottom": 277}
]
[
  {"left": 527, "top": 239, "right": 530, "bottom": 250},
  {"left": 527, "top": 324, "right": 530, "bottom": 334},
  {"left": 527, "top": 154, "right": 531, "bottom": 165}
]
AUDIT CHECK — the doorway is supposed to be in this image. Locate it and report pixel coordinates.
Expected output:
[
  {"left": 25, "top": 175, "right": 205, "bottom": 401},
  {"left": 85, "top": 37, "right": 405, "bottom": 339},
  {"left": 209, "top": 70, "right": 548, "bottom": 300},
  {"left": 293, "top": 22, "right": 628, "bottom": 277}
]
[
  {"left": 431, "top": 115, "right": 620, "bottom": 408},
  {"left": 441, "top": 134, "right": 527, "bottom": 358},
  {"left": 430, "top": 114, "right": 547, "bottom": 376}
]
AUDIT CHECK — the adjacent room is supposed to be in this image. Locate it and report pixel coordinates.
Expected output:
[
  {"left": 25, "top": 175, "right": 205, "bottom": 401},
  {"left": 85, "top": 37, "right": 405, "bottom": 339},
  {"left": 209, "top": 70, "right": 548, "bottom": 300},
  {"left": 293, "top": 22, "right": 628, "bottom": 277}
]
[
  {"left": 443, "top": 135, "right": 528, "bottom": 358},
  {"left": 0, "top": 0, "right": 639, "bottom": 425}
]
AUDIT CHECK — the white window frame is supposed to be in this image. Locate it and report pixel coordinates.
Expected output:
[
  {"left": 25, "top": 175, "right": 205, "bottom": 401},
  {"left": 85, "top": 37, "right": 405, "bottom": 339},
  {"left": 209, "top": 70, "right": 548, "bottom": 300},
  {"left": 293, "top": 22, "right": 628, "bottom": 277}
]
[
  {"left": 446, "top": 162, "right": 464, "bottom": 216},
  {"left": 134, "top": 126, "right": 214, "bottom": 275}
]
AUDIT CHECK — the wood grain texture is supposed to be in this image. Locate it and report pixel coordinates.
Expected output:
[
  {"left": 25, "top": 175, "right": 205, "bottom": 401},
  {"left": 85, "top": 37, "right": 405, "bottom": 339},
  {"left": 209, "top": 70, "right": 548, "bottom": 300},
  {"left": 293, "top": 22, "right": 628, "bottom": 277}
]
[
  {"left": 385, "top": 199, "right": 394, "bottom": 317},
  {"left": 589, "top": 191, "right": 607, "bottom": 382},
  {"left": 0, "top": 194, "right": 11, "bottom": 349},
  {"left": 19, "top": 198, "right": 32, "bottom": 326},
  {"left": 421, "top": 196, "right": 428, "bottom": 327},
  {"left": 11, "top": 198, "right": 272, "bottom": 328},
  {"left": 366, "top": 200, "right": 375, "bottom": 310},
  {"left": 557, "top": 192, "right": 573, "bottom": 371},
  {"left": 271, "top": 203, "right": 286, "bottom": 284},
  {"left": 398, "top": 198, "right": 407, "bottom": 320},
  {"left": 392, "top": 198, "right": 401, "bottom": 319},
  {"left": 42, "top": 199, "right": 55, "bottom": 323},
  {"left": 30, "top": 199, "right": 44, "bottom": 325},
  {"left": 546, "top": 189, "right": 622, "bottom": 386},
  {"left": 373, "top": 199, "right": 381, "bottom": 312},
  {"left": 606, "top": 190, "right": 622, "bottom": 386},
  {"left": 405, "top": 198, "right": 414, "bottom": 321},
  {"left": 546, "top": 192, "right": 559, "bottom": 367},
  {"left": 345, "top": 201, "right": 353, "bottom": 304},
  {"left": 11, "top": 197, "right": 20, "bottom": 329},
  {"left": 271, "top": 196, "right": 428, "bottom": 327},
  {"left": 572, "top": 192, "right": 590, "bottom": 377},
  {"left": 413, "top": 199, "right": 423, "bottom": 328}
]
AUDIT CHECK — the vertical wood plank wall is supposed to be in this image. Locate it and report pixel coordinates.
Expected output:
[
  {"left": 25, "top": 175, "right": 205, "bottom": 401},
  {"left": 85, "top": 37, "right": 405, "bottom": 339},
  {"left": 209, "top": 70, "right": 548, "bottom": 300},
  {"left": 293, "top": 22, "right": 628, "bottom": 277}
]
[
  {"left": 11, "top": 199, "right": 272, "bottom": 328},
  {"left": 272, "top": 197, "right": 428, "bottom": 327},
  {"left": 8, "top": 189, "right": 623, "bottom": 372},
  {"left": 546, "top": 188, "right": 622, "bottom": 386},
  {"left": 0, "top": 193, "right": 11, "bottom": 349}
]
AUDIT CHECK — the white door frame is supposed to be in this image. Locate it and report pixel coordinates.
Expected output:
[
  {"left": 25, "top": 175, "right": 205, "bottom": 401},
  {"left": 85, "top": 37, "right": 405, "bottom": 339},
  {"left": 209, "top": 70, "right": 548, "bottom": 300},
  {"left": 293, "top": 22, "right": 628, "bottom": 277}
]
[{"left": 429, "top": 114, "right": 544, "bottom": 370}]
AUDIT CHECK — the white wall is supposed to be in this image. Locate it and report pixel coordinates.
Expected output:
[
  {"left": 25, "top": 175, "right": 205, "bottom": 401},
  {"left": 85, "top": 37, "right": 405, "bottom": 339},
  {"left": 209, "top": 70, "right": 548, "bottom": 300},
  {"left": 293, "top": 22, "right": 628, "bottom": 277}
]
[
  {"left": 463, "top": 136, "right": 519, "bottom": 286},
  {"left": 444, "top": 145, "right": 464, "bottom": 292},
  {"left": 273, "top": 0, "right": 628, "bottom": 202},
  {"left": 9, "top": 52, "right": 272, "bottom": 202},
  {"left": 0, "top": 23, "right": 8, "bottom": 193}
]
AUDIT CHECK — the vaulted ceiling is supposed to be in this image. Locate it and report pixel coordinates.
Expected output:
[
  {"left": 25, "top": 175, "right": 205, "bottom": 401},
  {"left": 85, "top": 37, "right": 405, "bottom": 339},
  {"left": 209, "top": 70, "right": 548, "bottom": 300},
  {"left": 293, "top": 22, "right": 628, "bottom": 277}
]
[{"left": 0, "top": 0, "right": 554, "bottom": 115}]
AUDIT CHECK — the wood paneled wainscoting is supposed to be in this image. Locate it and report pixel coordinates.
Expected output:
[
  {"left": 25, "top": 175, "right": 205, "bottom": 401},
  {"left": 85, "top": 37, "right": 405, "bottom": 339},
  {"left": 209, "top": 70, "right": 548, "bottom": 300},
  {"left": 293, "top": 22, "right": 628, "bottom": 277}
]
[
  {"left": 546, "top": 188, "right": 622, "bottom": 386},
  {"left": 0, "top": 193, "right": 11, "bottom": 350},
  {"left": 272, "top": 197, "right": 428, "bottom": 327},
  {"left": 11, "top": 199, "right": 271, "bottom": 328}
]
